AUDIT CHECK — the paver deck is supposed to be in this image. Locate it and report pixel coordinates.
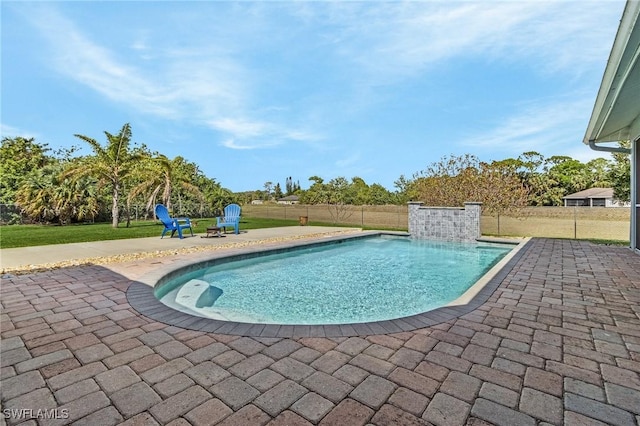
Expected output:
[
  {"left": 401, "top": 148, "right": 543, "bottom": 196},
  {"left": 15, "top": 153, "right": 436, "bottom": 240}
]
[{"left": 1, "top": 236, "right": 639, "bottom": 425}]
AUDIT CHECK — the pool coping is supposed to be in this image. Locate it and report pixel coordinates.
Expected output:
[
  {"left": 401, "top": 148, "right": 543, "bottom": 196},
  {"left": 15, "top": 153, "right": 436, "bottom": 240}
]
[{"left": 126, "top": 232, "right": 532, "bottom": 337}]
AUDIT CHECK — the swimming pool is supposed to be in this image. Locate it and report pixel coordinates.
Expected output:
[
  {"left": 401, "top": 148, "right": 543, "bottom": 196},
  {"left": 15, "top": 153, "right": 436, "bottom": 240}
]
[{"left": 154, "top": 235, "right": 513, "bottom": 325}]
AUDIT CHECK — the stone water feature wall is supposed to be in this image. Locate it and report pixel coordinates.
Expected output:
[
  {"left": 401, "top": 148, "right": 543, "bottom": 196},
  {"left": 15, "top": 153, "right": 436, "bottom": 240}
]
[{"left": 408, "top": 202, "right": 482, "bottom": 242}]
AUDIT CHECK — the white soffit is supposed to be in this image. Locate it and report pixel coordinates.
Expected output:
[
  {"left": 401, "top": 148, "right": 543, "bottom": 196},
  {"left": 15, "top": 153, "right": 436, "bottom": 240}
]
[{"left": 584, "top": 0, "right": 640, "bottom": 144}]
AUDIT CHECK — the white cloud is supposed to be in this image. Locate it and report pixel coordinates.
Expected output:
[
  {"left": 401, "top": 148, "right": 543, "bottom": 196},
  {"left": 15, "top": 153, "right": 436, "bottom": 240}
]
[
  {"left": 315, "top": 1, "right": 622, "bottom": 81},
  {"left": 211, "top": 118, "right": 321, "bottom": 150},
  {"left": 210, "top": 118, "right": 269, "bottom": 140},
  {"left": 221, "top": 139, "right": 255, "bottom": 150},
  {"left": 19, "top": 4, "right": 319, "bottom": 149},
  {"left": 1, "top": 124, "right": 30, "bottom": 139},
  {"left": 283, "top": 130, "right": 322, "bottom": 142},
  {"left": 563, "top": 145, "right": 613, "bottom": 164},
  {"left": 253, "top": 1, "right": 624, "bottom": 132},
  {"left": 220, "top": 136, "right": 281, "bottom": 151},
  {"left": 335, "top": 152, "right": 361, "bottom": 168},
  {"left": 24, "top": 8, "right": 186, "bottom": 118},
  {"left": 462, "top": 96, "right": 593, "bottom": 154},
  {"left": 9, "top": 0, "right": 624, "bottom": 167}
]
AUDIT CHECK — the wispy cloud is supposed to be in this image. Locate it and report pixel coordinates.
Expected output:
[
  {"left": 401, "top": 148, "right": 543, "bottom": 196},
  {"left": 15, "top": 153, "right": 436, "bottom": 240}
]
[
  {"left": 335, "top": 152, "right": 361, "bottom": 168},
  {"left": 312, "top": 1, "right": 621, "bottom": 81},
  {"left": 1, "top": 123, "right": 37, "bottom": 139},
  {"left": 19, "top": 2, "right": 620, "bottom": 123},
  {"left": 16, "top": 3, "right": 320, "bottom": 149},
  {"left": 21, "top": 6, "right": 191, "bottom": 118},
  {"left": 258, "top": 1, "right": 623, "bottom": 132},
  {"left": 210, "top": 118, "right": 271, "bottom": 140},
  {"left": 6, "top": 0, "right": 624, "bottom": 185},
  {"left": 462, "top": 96, "right": 593, "bottom": 154},
  {"left": 209, "top": 117, "right": 322, "bottom": 150},
  {"left": 220, "top": 139, "right": 279, "bottom": 150}
]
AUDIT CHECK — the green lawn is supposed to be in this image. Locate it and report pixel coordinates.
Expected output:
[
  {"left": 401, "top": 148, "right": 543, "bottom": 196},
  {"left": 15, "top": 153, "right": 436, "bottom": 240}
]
[{"left": 0, "top": 217, "right": 301, "bottom": 249}]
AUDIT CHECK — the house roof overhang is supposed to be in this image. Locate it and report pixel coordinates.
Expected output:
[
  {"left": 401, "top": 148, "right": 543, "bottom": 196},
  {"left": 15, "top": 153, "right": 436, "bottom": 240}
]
[
  {"left": 562, "top": 188, "right": 614, "bottom": 199},
  {"left": 584, "top": 0, "right": 640, "bottom": 145}
]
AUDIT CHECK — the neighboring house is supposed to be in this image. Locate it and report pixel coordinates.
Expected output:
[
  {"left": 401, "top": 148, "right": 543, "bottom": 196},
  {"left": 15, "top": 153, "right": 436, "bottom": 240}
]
[
  {"left": 277, "top": 195, "right": 299, "bottom": 205},
  {"left": 563, "top": 188, "right": 629, "bottom": 207}
]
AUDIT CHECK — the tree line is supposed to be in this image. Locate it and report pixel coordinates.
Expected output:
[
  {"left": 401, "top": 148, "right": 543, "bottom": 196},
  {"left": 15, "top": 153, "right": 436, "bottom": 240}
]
[
  {"left": 239, "top": 145, "right": 630, "bottom": 216},
  {"left": 0, "top": 122, "right": 630, "bottom": 226},
  {"left": 405, "top": 147, "right": 630, "bottom": 215},
  {"left": 1, "top": 124, "right": 236, "bottom": 226}
]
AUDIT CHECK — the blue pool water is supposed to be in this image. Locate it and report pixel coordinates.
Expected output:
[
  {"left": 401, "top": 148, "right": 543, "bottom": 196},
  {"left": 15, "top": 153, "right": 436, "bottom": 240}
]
[{"left": 155, "top": 236, "right": 512, "bottom": 325}]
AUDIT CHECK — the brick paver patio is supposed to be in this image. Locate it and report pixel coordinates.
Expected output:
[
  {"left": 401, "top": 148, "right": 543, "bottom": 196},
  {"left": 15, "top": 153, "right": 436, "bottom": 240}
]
[{"left": 1, "top": 238, "right": 639, "bottom": 425}]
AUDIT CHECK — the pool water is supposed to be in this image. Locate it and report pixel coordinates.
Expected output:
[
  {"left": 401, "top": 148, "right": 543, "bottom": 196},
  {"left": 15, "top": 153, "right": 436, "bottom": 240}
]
[{"left": 155, "top": 236, "right": 512, "bottom": 325}]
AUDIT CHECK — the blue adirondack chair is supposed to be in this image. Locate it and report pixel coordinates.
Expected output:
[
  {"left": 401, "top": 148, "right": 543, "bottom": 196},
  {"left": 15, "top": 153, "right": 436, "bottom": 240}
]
[
  {"left": 155, "top": 204, "right": 194, "bottom": 239},
  {"left": 216, "top": 203, "right": 241, "bottom": 234}
]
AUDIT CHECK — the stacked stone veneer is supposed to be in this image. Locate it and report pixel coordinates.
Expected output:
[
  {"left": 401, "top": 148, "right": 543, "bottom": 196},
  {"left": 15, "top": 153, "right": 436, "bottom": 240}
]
[{"left": 408, "top": 201, "right": 482, "bottom": 242}]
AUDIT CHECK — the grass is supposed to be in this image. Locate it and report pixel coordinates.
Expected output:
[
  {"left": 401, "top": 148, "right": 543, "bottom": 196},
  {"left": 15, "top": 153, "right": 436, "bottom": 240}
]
[
  {"left": 0, "top": 217, "right": 302, "bottom": 249},
  {"left": 7, "top": 215, "right": 622, "bottom": 249},
  {"left": 584, "top": 238, "right": 630, "bottom": 246}
]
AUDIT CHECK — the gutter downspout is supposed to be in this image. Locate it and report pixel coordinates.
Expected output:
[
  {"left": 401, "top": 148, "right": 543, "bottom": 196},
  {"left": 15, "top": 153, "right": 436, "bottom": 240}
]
[
  {"left": 588, "top": 140, "right": 631, "bottom": 154},
  {"left": 588, "top": 139, "right": 636, "bottom": 252},
  {"left": 633, "top": 139, "right": 639, "bottom": 254}
]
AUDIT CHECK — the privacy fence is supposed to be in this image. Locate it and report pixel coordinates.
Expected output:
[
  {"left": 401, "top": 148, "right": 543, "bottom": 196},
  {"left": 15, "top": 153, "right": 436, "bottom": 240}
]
[
  {"left": 1, "top": 203, "right": 631, "bottom": 241},
  {"left": 242, "top": 204, "right": 631, "bottom": 241},
  {"left": 242, "top": 204, "right": 409, "bottom": 230}
]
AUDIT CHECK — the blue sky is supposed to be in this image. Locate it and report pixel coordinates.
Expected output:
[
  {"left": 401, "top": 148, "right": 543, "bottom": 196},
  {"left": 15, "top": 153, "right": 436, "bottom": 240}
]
[{"left": 1, "top": 1, "right": 626, "bottom": 192}]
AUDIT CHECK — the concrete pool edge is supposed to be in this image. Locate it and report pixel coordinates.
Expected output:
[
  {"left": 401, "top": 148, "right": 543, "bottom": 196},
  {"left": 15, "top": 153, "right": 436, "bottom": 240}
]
[
  {"left": 126, "top": 233, "right": 533, "bottom": 337},
  {"left": 447, "top": 236, "right": 531, "bottom": 307}
]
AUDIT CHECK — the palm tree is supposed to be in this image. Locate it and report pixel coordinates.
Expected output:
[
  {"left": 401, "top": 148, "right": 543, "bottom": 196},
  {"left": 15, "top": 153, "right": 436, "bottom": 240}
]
[
  {"left": 128, "top": 154, "right": 204, "bottom": 218},
  {"left": 63, "top": 123, "right": 142, "bottom": 227},
  {"left": 15, "top": 166, "right": 58, "bottom": 223},
  {"left": 207, "top": 185, "right": 235, "bottom": 216},
  {"left": 53, "top": 175, "right": 101, "bottom": 224},
  {"left": 17, "top": 163, "right": 102, "bottom": 224}
]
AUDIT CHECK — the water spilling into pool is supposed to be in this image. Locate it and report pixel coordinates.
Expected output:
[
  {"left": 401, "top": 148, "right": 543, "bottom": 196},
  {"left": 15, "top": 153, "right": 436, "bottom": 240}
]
[{"left": 155, "top": 235, "right": 512, "bottom": 324}]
